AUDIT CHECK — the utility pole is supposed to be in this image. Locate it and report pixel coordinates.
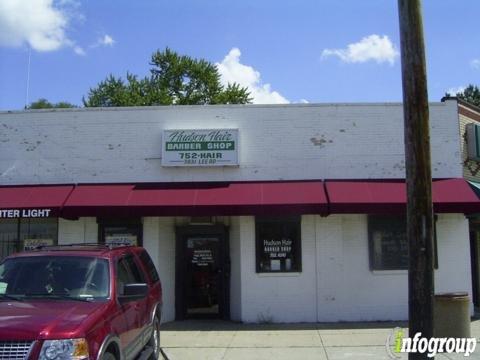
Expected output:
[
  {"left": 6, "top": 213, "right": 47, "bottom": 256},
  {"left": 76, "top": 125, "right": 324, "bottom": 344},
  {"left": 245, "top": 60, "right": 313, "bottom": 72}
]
[{"left": 397, "top": 1, "right": 435, "bottom": 359}]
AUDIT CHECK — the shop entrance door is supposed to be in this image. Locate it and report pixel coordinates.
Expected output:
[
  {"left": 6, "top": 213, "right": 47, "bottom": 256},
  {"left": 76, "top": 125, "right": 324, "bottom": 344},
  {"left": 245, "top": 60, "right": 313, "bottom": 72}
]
[{"left": 175, "top": 225, "right": 230, "bottom": 320}]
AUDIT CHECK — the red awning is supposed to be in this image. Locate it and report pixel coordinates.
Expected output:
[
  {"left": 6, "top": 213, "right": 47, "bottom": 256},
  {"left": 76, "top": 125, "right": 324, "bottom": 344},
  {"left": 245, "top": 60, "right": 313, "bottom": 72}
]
[
  {"left": 3, "top": 178, "right": 478, "bottom": 218},
  {"left": 432, "top": 178, "right": 480, "bottom": 213},
  {"left": 62, "top": 181, "right": 328, "bottom": 217},
  {"left": 0, "top": 185, "right": 74, "bottom": 216},
  {"left": 326, "top": 178, "right": 480, "bottom": 214}
]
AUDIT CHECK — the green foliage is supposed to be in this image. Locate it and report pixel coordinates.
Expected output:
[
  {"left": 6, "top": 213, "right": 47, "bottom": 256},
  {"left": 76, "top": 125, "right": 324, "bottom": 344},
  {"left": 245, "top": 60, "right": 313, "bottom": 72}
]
[
  {"left": 446, "top": 84, "right": 480, "bottom": 107},
  {"left": 84, "top": 48, "right": 251, "bottom": 107},
  {"left": 28, "top": 98, "right": 77, "bottom": 109}
]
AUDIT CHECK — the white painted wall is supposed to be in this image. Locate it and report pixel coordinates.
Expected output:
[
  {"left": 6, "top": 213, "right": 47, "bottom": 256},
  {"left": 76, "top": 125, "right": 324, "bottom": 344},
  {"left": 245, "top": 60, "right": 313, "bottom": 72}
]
[
  {"left": 0, "top": 101, "right": 461, "bottom": 185},
  {"left": 229, "top": 216, "right": 242, "bottom": 321},
  {"left": 435, "top": 214, "right": 473, "bottom": 299},
  {"left": 142, "top": 217, "right": 176, "bottom": 323},
  {"left": 237, "top": 214, "right": 472, "bottom": 323},
  {"left": 316, "top": 215, "right": 409, "bottom": 321}
]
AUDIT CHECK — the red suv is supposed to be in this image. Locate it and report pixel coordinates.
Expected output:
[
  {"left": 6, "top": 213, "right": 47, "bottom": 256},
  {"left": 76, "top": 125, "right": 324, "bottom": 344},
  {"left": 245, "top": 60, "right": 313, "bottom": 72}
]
[{"left": 0, "top": 244, "right": 162, "bottom": 360}]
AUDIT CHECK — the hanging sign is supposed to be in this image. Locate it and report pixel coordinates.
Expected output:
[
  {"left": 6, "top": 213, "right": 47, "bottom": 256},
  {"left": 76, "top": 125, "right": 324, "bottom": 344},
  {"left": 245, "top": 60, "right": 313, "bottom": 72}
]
[{"left": 162, "top": 129, "right": 239, "bottom": 167}]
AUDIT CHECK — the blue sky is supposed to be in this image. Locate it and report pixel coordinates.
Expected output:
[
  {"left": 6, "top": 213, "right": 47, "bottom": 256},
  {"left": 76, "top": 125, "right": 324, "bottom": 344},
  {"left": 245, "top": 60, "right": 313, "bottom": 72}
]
[{"left": 0, "top": 0, "right": 479, "bottom": 110}]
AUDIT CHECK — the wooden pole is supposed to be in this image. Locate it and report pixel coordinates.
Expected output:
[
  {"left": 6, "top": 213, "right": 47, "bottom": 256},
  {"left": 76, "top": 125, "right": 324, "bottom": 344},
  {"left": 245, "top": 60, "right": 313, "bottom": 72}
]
[{"left": 397, "top": 1, "right": 435, "bottom": 358}]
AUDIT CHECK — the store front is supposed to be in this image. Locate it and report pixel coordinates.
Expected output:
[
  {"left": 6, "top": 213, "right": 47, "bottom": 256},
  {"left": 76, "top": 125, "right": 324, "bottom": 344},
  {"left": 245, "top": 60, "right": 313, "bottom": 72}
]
[{"left": 1, "top": 99, "right": 479, "bottom": 323}]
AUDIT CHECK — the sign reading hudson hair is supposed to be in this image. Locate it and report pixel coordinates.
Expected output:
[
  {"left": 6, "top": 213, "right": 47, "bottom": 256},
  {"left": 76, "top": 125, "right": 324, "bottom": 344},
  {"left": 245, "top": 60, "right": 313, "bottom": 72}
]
[
  {"left": 162, "top": 129, "right": 238, "bottom": 166},
  {"left": 0, "top": 209, "right": 52, "bottom": 218}
]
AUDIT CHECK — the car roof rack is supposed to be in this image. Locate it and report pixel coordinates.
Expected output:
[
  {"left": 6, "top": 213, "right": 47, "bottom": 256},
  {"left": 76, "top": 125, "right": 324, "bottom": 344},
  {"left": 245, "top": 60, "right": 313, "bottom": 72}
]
[{"left": 31, "top": 242, "right": 134, "bottom": 251}]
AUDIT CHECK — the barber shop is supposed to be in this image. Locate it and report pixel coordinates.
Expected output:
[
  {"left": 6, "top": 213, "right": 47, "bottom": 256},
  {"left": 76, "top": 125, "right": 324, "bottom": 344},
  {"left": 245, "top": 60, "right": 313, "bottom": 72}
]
[{"left": 1, "top": 99, "right": 479, "bottom": 323}]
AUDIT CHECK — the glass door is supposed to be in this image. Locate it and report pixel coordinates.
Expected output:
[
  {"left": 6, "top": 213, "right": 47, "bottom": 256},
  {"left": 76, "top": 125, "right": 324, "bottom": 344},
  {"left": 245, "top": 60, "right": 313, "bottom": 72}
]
[
  {"left": 185, "top": 237, "right": 220, "bottom": 316},
  {"left": 175, "top": 225, "right": 230, "bottom": 320}
]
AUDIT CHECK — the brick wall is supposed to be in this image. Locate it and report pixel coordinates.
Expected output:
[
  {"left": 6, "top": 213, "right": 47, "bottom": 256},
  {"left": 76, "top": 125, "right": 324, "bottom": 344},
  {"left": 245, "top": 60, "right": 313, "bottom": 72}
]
[{"left": 0, "top": 101, "right": 461, "bottom": 185}]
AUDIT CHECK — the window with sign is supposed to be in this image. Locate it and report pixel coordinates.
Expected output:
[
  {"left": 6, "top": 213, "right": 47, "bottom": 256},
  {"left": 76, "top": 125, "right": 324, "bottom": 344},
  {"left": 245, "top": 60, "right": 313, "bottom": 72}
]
[
  {"left": 0, "top": 218, "right": 58, "bottom": 261},
  {"left": 99, "top": 219, "right": 143, "bottom": 247},
  {"left": 255, "top": 216, "right": 301, "bottom": 273},
  {"left": 368, "top": 215, "right": 438, "bottom": 271}
]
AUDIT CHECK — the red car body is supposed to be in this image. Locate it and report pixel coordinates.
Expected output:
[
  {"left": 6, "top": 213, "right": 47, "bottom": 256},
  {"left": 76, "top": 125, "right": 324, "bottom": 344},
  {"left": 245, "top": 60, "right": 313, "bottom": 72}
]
[{"left": 0, "top": 246, "right": 162, "bottom": 360}]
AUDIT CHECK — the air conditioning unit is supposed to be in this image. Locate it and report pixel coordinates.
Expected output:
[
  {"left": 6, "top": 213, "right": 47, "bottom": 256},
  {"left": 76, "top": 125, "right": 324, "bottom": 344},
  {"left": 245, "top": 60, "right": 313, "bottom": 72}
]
[{"left": 466, "top": 123, "right": 480, "bottom": 161}]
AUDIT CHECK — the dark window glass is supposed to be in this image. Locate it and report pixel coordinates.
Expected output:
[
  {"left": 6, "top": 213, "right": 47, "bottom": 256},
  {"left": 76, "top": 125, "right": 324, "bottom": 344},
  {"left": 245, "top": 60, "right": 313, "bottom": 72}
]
[
  {"left": 125, "top": 256, "right": 144, "bottom": 283},
  {"left": 0, "top": 220, "right": 20, "bottom": 261},
  {"left": 139, "top": 250, "right": 160, "bottom": 283},
  {"left": 256, "top": 216, "right": 301, "bottom": 273},
  {"left": 368, "top": 216, "right": 438, "bottom": 270},
  {"left": 0, "top": 218, "right": 58, "bottom": 261},
  {"left": 116, "top": 256, "right": 144, "bottom": 295}
]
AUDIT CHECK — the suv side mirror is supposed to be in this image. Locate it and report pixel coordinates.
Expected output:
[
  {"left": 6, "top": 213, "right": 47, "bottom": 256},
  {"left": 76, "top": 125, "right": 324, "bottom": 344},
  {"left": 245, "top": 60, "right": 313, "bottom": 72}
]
[{"left": 119, "top": 283, "right": 148, "bottom": 302}]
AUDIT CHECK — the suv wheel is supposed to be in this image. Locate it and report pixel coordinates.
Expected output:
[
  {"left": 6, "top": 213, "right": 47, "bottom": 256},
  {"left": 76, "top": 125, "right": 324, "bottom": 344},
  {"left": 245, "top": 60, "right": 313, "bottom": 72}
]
[
  {"left": 148, "top": 314, "right": 161, "bottom": 359},
  {"left": 102, "top": 352, "right": 116, "bottom": 360}
]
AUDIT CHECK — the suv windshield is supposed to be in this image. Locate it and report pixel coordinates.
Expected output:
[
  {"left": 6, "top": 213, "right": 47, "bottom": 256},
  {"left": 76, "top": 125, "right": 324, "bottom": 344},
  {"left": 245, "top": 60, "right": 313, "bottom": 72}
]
[{"left": 0, "top": 256, "right": 110, "bottom": 301}]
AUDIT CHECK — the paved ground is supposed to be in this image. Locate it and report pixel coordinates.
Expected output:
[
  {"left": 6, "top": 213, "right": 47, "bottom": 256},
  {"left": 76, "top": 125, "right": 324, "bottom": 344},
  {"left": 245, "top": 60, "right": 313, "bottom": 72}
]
[{"left": 159, "top": 319, "right": 480, "bottom": 360}]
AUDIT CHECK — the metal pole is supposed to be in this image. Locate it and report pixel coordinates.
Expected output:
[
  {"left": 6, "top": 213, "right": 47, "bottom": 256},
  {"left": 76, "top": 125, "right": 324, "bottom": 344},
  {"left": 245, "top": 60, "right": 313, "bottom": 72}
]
[{"left": 397, "top": 1, "right": 435, "bottom": 358}]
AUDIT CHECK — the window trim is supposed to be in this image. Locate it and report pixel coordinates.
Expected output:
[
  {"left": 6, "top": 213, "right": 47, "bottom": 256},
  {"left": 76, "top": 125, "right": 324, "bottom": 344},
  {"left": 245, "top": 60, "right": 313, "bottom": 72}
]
[{"left": 255, "top": 216, "right": 302, "bottom": 273}]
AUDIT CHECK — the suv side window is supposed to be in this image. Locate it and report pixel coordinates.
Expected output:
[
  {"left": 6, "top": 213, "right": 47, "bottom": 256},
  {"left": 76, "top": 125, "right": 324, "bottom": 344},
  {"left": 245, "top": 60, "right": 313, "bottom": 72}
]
[
  {"left": 139, "top": 250, "right": 160, "bottom": 283},
  {"left": 116, "top": 255, "right": 144, "bottom": 295}
]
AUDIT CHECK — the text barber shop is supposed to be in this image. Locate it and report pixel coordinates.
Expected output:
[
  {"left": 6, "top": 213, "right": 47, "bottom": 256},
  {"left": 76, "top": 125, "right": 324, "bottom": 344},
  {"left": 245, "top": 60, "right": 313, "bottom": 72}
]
[{"left": 1, "top": 100, "right": 479, "bottom": 323}]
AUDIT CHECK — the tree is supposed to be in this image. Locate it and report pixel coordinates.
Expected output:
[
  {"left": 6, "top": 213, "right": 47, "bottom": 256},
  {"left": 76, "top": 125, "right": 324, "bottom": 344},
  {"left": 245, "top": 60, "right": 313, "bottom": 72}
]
[
  {"left": 84, "top": 48, "right": 251, "bottom": 107},
  {"left": 28, "top": 98, "right": 77, "bottom": 109},
  {"left": 446, "top": 84, "right": 480, "bottom": 107}
]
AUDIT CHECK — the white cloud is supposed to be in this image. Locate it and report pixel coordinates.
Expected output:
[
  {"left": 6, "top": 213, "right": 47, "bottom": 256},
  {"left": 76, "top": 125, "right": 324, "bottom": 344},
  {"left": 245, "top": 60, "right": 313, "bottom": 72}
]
[
  {"left": 471, "top": 59, "right": 480, "bottom": 69},
  {"left": 446, "top": 86, "right": 466, "bottom": 96},
  {"left": 0, "top": 0, "right": 78, "bottom": 52},
  {"left": 216, "top": 48, "right": 289, "bottom": 104},
  {"left": 91, "top": 34, "right": 115, "bottom": 48},
  {"left": 321, "top": 34, "right": 399, "bottom": 65},
  {"left": 101, "top": 34, "right": 115, "bottom": 46},
  {"left": 73, "top": 45, "right": 85, "bottom": 56}
]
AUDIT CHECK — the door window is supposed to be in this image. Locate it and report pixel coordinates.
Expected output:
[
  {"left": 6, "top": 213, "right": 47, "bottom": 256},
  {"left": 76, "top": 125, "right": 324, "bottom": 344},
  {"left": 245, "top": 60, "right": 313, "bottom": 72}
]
[
  {"left": 139, "top": 250, "right": 160, "bottom": 283},
  {"left": 116, "top": 256, "right": 144, "bottom": 296},
  {"left": 185, "top": 237, "right": 220, "bottom": 316}
]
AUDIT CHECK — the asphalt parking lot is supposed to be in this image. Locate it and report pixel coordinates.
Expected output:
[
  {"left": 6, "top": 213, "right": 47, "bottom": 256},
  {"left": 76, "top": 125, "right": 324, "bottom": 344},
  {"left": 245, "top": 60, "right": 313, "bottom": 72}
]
[{"left": 159, "top": 319, "right": 480, "bottom": 360}]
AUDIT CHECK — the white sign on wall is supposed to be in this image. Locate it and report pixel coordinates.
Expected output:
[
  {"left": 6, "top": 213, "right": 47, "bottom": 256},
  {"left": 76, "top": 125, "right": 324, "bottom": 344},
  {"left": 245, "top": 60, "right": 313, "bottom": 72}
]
[
  {"left": 105, "top": 235, "right": 138, "bottom": 246},
  {"left": 0, "top": 209, "right": 52, "bottom": 218},
  {"left": 162, "top": 129, "right": 239, "bottom": 167},
  {"left": 23, "top": 238, "right": 54, "bottom": 251}
]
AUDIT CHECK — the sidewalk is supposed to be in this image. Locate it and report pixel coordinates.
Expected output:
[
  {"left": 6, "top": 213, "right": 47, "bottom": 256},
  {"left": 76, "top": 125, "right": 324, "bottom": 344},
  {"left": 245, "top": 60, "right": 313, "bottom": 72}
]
[{"left": 159, "top": 319, "right": 480, "bottom": 360}]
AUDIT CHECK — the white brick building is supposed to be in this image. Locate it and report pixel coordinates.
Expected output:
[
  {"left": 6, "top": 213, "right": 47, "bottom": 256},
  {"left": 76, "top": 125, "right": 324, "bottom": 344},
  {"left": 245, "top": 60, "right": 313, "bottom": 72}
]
[{"left": 0, "top": 99, "right": 478, "bottom": 323}]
